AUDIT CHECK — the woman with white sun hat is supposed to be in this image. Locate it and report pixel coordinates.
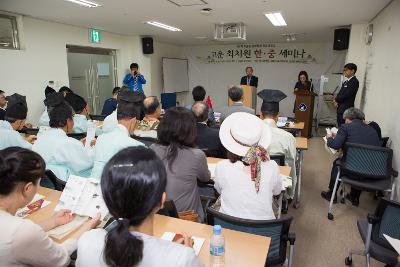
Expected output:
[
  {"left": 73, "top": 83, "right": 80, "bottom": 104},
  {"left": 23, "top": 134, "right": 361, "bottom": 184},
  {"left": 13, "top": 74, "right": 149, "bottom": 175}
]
[{"left": 213, "top": 112, "right": 283, "bottom": 220}]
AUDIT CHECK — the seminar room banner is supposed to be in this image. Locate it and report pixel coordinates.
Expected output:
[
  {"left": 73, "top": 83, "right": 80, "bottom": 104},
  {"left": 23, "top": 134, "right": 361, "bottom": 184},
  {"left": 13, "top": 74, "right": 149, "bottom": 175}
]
[{"left": 195, "top": 43, "right": 328, "bottom": 64}]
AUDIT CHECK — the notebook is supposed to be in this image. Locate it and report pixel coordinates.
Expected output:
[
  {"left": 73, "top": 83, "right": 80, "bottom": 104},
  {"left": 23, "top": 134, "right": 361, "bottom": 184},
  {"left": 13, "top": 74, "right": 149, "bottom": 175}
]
[{"left": 161, "top": 232, "right": 205, "bottom": 256}]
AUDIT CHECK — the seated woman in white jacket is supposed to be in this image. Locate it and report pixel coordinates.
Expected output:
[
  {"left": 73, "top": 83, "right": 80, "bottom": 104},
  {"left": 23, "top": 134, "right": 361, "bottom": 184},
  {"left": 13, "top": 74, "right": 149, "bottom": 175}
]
[
  {"left": 76, "top": 146, "right": 203, "bottom": 267},
  {"left": 33, "top": 101, "right": 95, "bottom": 181},
  {"left": 0, "top": 147, "right": 100, "bottom": 267},
  {"left": 214, "top": 112, "right": 282, "bottom": 220}
]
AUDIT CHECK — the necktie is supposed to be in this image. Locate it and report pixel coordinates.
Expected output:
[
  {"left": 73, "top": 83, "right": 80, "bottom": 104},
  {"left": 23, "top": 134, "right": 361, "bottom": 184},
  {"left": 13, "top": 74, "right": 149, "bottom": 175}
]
[
  {"left": 247, "top": 77, "right": 251, "bottom": 85},
  {"left": 134, "top": 76, "right": 138, "bottom": 91}
]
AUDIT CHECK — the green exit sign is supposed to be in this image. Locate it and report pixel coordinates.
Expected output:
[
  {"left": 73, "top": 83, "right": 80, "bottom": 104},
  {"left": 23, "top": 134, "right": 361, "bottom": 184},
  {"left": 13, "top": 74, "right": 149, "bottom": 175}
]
[{"left": 89, "top": 29, "right": 101, "bottom": 43}]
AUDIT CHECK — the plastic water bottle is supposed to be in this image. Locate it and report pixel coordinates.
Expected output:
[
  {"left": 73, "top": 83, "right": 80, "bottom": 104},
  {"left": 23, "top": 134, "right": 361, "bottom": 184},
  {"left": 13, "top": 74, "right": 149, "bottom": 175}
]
[{"left": 210, "top": 225, "right": 225, "bottom": 267}]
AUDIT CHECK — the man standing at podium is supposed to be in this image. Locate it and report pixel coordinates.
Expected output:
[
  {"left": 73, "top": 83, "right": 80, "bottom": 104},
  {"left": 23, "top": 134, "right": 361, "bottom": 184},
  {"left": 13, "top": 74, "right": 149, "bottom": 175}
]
[
  {"left": 240, "top": 67, "right": 258, "bottom": 88},
  {"left": 333, "top": 63, "right": 359, "bottom": 126}
]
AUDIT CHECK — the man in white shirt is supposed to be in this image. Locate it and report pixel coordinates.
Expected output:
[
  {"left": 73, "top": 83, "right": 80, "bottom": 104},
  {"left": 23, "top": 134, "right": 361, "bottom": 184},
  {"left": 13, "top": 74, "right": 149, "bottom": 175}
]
[
  {"left": 258, "top": 89, "right": 297, "bottom": 200},
  {"left": 218, "top": 85, "right": 255, "bottom": 122},
  {"left": 0, "top": 94, "right": 35, "bottom": 150},
  {"left": 90, "top": 90, "right": 144, "bottom": 179}
]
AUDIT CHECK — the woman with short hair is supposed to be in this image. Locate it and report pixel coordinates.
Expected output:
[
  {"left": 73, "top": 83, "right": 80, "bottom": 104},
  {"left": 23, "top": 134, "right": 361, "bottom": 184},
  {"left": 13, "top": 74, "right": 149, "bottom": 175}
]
[{"left": 151, "top": 107, "right": 210, "bottom": 222}]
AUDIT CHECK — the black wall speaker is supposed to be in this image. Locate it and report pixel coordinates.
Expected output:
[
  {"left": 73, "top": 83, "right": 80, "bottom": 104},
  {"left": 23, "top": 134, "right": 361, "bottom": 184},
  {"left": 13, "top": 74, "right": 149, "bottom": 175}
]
[
  {"left": 142, "top": 37, "right": 154, "bottom": 54},
  {"left": 333, "top": 28, "right": 350, "bottom": 51}
]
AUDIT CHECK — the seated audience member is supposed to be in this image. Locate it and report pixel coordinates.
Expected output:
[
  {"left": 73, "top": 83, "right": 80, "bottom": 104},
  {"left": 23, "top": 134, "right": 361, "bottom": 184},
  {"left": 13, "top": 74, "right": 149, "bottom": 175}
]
[
  {"left": 0, "top": 94, "right": 35, "bottom": 150},
  {"left": 218, "top": 85, "right": 255, "bottom": 122},
  {"left": 76, "top": 147, "right": 202, "bottom": 267},
  {"left": 214, "top": 112, "right": 282, "bottom": 220},
  {"left": 0, "top": 147, "right": 100, "bottom": 267},
  {"left": 185, "top": 86, "right": 215, "bottom": 125},
  {"left": 90, "top": 91, "right": 144, "bottom": 179},
  {"left": 38, "top": 91, "right": 65, "bottom": 127},
  {"left": 258, "top": 89, "right": 297, "bottom": 199},
  {"left": 32, "top": 102, "right": 95, "bottom": 181},
  {"left": 321, "top": 108, "right": 381, "bottom": 206},
  {"left": 191, "top": 101, "right": 225, "bottom": 158},
  {"left": 150, "top": 107, "right": 210, "bottom": 222},
  {"left": 65, "top": 93, "right": 102, "bottom": 135},
  {"left": 59, "top": 86, "right": 73, "bottom": 97},
  {"left": 0, "top": 90, "right": 7, "bottom": 120},
  {"left": 101, "top": 87, "right": 120, "bottom": 116},
  {"left": 102, "top": 87, "right": 144, "bottom": 133},
  {"left": 134, "top": 96, "right": 161, "bottom": 139}
]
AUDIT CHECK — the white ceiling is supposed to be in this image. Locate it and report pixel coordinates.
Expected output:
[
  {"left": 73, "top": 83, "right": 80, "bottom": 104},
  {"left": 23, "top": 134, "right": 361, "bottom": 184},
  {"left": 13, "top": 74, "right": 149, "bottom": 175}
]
[{"left": 0, "top": 0, "right": 391, "bottom": 46}]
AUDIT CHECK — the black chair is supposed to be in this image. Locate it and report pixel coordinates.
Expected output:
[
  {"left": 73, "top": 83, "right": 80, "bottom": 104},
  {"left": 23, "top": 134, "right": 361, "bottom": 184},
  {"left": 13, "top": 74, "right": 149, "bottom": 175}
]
[
  {"left": 89, "top": 114, "right": 106, "bottom": 121},
  {"left": 328, "top": 143, "right": 398, "bottom": 220},
  {"left": 131, "top": 134, "right": 157, "bottom": 147},
  {"left": 157, "top": 200, "right": 179, "bottom": 218},
  {"left": 67, "top": 132, "right": 87, "bottom": 140},
  {"left": 345, "top": 198, "right": 400, "bottom": 267},
  {"left": 270, "top": 154, "right": 285, "bottom": 166},
  {"left": 381, "top": 137, "right": 390, "bottom": 148},
  {"left": 42, "top": 170, "right": 66, "bottom": 191},
  {"left": 206, "top": 207, "right": 296, "bottom": 267}
]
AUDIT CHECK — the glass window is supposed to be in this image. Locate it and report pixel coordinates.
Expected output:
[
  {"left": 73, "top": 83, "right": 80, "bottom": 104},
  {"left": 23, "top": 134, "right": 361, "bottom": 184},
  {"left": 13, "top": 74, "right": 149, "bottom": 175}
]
[{"left": 0, "top": 14, "right": 19, "bottom": 50}]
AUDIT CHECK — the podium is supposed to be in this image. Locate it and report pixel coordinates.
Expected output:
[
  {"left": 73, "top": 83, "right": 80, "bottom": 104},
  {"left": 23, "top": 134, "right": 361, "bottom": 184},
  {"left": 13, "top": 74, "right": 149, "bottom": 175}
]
[
  {"left": 294, "top": 90, "right": 316, "bottom": 138},
  {"left": 228, "top": 85, "right": 257, "bottom": 109}
]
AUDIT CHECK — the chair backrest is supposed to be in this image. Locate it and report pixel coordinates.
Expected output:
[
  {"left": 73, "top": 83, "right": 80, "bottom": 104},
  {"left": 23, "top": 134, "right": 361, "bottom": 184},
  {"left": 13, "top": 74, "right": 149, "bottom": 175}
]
[
  {"left": 372, "top": 198, "right": 400, "bottom": 251},
  {"left": 342, "top": 142, "right": 393, "bottom": 179},
  {"left": 89, "top": 114, "right": 107, "bottom": 121},
  {"left": 44, "top": 170, "right": 66, "bottom": 191},
  {"left": 67, "top": 132, "right": 87, "bottom": 140},
  {"left": 381, "top": 137, "right": 389, "bottom": 148},
  {"left": 206, "top": 207, "right": 293, "bottom": 266},
  {"left": 131, "top": 134, "right": 157, "bottom": 147},
  {"left": 270, "top": 154, "right": 285, "bottom": 166},
  {"left": 157, "top": 200, "right": 179, "bottom": 218},
  {"left": 160, "top": 93, "right": 177, "bottom": 110}
]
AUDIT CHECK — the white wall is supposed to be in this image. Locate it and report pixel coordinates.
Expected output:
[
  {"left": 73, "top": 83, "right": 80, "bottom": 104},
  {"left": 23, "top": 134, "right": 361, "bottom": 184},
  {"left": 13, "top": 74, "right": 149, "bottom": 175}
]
[
  {"left": 0, "top": 16, "right": 154, "bottom": 122},
  {"left": 347, "top": 0, "right": 400, "bottom": 199},
  {"left": 181, "top": 43, "right": 346, "bottom": 116}
]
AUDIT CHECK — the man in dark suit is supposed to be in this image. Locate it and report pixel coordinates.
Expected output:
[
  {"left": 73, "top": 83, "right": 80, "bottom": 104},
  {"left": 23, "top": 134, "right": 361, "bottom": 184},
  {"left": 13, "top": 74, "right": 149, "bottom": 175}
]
[
  {"left": 321, "top": 108, "right": 381, "bottom": 206},
  {"left": 240, "top": 66, "right": 258, "bottom": 88},
  {"left": 101, "top": 87, "right": 120, "bottom": 116},
  {"left": 0, "top": 90, "right": 6, "bottom": 121},
  {"left": 192, "top": 101, "right": 225, "bottom": 158},
  {"left": 333, "top": 63, "right": 359, "bottom": 126}
]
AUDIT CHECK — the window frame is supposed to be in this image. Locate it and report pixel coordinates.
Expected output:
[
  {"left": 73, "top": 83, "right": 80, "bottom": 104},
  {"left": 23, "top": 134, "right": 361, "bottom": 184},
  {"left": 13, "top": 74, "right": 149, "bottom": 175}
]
[{"left": 0, "top": 14, "right": 20, "bottom": 50}]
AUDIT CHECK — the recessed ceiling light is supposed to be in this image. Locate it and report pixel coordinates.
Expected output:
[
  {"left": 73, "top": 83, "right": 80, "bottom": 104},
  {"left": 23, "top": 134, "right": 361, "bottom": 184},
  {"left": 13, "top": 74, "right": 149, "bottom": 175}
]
[
  {"left": 145, "top": 21, "right": 182, "bottom": 32},
  {"left": 64, "top": 0, "right": 101, "bottom": 8},
  {"left": 264, "top": 12, "right": 287, "bottom": 27}
]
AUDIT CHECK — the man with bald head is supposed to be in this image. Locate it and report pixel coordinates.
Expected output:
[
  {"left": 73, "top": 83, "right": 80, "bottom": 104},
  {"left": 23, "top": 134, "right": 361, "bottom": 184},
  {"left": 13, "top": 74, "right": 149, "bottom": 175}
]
[
  {"left": 134, "top": 96, "right": 161, "bottom": 139},
  {"left": 192, "top": 101, "right": 225, "bottom": 158}
]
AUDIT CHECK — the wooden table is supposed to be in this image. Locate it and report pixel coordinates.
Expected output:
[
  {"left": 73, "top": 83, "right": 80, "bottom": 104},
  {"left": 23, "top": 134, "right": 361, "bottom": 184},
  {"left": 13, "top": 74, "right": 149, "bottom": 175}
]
[
  {"left": 279, "top": 122, "right": 305, "bottom": 136},
  {"left": 293, "top": 137, "right": 309, "bottom": 209},
  {"left": 28, "top": 187, "right": 271, "bottom": 267},
  {"left": 207, "top": 157, "right": 291, "bottom": 177}
]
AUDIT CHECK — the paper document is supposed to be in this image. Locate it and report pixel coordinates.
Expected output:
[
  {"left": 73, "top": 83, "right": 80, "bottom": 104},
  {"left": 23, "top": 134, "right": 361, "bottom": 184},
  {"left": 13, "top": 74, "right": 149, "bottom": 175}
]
[
  {"left": 323, "top": 136, "right": 338, "bottom": 154},
  {"left": 208, "top": 163, "right": 216, "bottom": 178},
  {"left": 161, "top": 232, "right": 205, "bottom": 256},
  {"left": 384, "top": 234, "right": 400, "bottom": 254},
  {"left": 55, "top": 175, "right": 108, "bottom": 219}
]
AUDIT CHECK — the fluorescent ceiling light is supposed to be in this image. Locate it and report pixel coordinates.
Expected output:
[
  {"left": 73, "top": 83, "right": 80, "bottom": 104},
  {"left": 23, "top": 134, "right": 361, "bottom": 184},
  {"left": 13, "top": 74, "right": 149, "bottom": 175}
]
[
  {"left": 64, "top": 0, "right": 102, "bottom": 8},
  {"left": 146, "top": 21, "right": 182, "bottom": 32},
  {"left": 265, "top": 12, "right": 287, "bottom": 26}
]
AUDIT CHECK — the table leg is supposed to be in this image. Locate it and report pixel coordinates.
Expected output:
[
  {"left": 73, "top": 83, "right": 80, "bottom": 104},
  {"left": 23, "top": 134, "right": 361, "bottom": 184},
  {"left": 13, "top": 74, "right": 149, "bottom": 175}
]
[{"left": 293, "top": 150, "right": 303, "bottom": 209}]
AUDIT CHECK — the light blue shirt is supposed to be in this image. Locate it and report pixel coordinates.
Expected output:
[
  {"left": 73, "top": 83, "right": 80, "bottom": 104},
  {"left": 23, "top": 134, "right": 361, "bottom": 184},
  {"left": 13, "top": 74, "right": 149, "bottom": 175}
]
[
  {"left": 32, "top": 128, "right": 95, "bottom": 181},
  {"left": 90, "top": 124, "right": 144, "bottom": 179},
  {"left": 0, "top": 120, "right": 32, "bottom": 150},
  {"left": 38, "top": 109, "right": 50, "bottom": 127},
  {"left": 72, "top": 114, "right": 102, "bottom": 136},
  {"left": 101, "top": 110, "right": 118, "bottom": 133}
]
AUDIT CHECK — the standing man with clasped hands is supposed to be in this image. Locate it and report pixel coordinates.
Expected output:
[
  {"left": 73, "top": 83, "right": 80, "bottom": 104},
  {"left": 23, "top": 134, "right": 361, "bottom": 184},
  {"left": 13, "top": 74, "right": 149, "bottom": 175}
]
[
  {"left": 123, "top": 63, "right": 146, "bottom": 95},
  {"left": 333, "top": 63, "right": 359, "bottom": 126}
]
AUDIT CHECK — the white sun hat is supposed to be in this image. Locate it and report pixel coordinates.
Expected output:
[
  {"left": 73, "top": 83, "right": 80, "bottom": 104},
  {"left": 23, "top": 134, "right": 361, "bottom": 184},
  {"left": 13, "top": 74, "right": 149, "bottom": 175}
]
[{"left": 219, "top": 112, "right": 271, "bottom": 157}]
